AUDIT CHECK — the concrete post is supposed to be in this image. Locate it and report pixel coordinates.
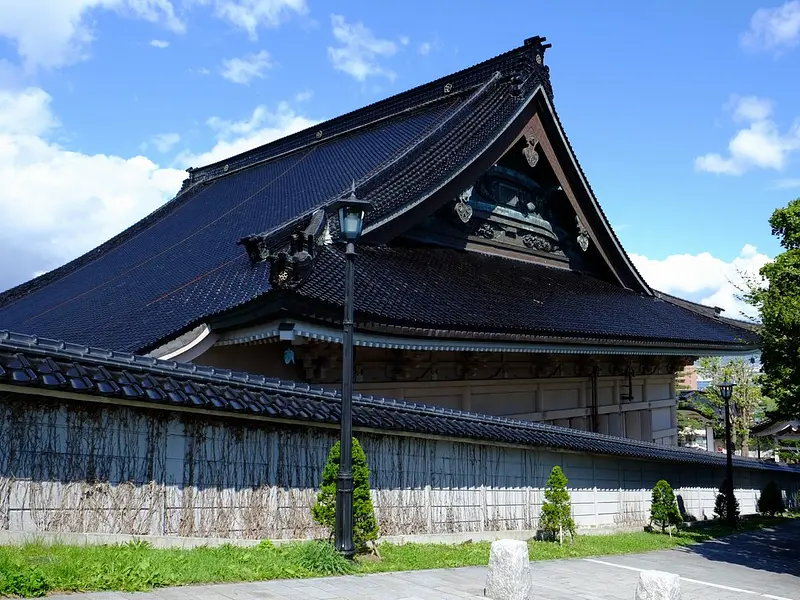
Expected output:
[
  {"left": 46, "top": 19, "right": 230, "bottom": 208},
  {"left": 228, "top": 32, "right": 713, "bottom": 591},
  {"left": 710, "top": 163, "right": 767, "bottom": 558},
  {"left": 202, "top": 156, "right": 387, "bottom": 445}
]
[{"left": 635, "top": 570, "right": 681, "bottom": 599}]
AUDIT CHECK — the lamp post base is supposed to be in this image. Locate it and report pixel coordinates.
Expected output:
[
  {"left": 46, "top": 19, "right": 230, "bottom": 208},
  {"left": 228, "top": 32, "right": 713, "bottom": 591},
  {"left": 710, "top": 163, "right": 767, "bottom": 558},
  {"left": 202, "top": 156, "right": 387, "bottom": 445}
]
[
  {"left": 725, "top": 488, "right": 738, "bottom": 527},
  {"left": 335, "top": 471, "right": 355, "bottom": 558}
]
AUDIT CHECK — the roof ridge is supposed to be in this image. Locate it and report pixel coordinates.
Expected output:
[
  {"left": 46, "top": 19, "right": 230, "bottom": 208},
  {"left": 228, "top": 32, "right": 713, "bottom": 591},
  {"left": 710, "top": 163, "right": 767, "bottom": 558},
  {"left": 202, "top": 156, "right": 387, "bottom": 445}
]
[
  {"left": 234, "top": 71, "right": 507, "bottom": 253},
  {"left": 187, "top": 38, "right": 551, "bottom": 184},
  {"left": 0, "top": 41, "right": 545, "bottom": 316}
]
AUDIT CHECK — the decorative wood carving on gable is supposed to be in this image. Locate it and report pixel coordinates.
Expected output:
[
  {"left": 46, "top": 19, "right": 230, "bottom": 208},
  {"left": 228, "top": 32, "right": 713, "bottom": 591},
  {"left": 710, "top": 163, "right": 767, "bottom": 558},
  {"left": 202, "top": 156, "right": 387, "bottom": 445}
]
[{"left": 407, "top": 165, "right": 589, "bottom": 265}]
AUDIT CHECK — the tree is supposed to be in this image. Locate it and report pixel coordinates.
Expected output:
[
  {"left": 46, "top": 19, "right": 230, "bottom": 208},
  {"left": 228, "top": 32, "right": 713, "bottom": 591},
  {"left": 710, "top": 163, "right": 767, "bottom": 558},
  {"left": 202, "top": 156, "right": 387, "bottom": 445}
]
[
  {"left": 757, "top": 481, "right": 786, "bottom": 517},
  {"left": 713, "top": 479, "right": 740, "bottom": 524},
  {"left": 697, "top": 357, "right": 766, "bottom": 457},
  {"left": 650, "top": 480, "right": 682, "bottom": 535},
  {"left": 745, "top": 198, "right": 800, "bottom": 419},
  {"left": 675, "top": 367, "right": 693, "bottom": 393},
  {"left": 312, "top": 438, "right": 379, "bottom": 550},
  {"left": 539, "top": 466, "right": 576, "bottom": 545}
]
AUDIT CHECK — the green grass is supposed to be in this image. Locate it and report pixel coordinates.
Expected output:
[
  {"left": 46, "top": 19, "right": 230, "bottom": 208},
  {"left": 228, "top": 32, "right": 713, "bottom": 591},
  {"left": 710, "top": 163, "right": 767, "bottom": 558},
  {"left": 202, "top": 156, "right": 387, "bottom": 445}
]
[{"left": 0, "top": 517, "right": 792, "bottom": 597}]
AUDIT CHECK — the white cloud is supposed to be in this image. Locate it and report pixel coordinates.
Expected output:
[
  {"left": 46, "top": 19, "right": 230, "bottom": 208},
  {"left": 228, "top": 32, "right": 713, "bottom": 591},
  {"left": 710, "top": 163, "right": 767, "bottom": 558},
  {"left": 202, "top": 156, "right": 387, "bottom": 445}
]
[
  {"left": 327, "top": 14, "right": 398, "bottom": 81},
  {"left": 141, "top": 132, "right": 180, "bottom": 153},
  {"left": 177, "top": 101, "right": 319, "bottom": 167},
  {"left": 0, "top": 0, "right": 185, "bottom": 70},
  {"left": 150, "top": 39, "right": 170, "bottom": 48},
  {"left": 771, "top": 177, "right": 800, "bottom": 189},
  {"left": 294, "top": 90, "right": 313, "bottom": 102},
  {"left": 741, "top": 1, "right": 800, "bottom": 54},
  {"left": 732, "top": 96, "right": 773, "bottom": 122},
  {"left": 0, "top": 88, "right": 59, "bottom": 135},
  {"left": 695, "top": 95, "right": 800, "bottom": 175},
  {"left": 0, "top": 86, "right": 185, "bottom": 290},
  {"left": 418, "top": 41, "right": 432, "bottom": 56},
  {"left": 220, "top": 50, "right": 272, "bottom": 84},
  {"left": 192, "top": 0, "right": 307, "bottom": 40},
  {"left": 630, "top": 245, "right": 772, "bottom": 319},
  {"left": 399, "top": 35, "right": 409, "bottom": 46}
]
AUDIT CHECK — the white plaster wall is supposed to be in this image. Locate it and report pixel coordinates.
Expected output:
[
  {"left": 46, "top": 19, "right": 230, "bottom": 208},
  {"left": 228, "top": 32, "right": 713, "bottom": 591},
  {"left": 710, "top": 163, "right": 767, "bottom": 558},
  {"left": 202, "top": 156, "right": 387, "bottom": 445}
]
[
  {"left": 0, "top": 393, "right": 796, "bottom": 540},
  {"left": 359, "top": 375, "right": 679, "bottom": 446}
]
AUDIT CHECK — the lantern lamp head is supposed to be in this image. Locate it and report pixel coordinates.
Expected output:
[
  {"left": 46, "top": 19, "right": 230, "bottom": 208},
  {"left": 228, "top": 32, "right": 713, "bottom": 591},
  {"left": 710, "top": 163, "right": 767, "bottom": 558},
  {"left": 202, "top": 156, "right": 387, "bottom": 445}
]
[
  {"left": 332, "top": 182, "right": 371, "bottom": 242},
  {"left": 718, "top": 381, "right": 735, "bottom": 401}
]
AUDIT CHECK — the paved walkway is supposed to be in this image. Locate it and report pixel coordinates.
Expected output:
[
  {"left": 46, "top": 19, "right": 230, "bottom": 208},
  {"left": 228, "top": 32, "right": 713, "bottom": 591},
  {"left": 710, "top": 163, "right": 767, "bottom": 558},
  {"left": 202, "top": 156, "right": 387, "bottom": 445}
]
[{"left": 48, "top": 521, "right": 800, "bottom": 600}]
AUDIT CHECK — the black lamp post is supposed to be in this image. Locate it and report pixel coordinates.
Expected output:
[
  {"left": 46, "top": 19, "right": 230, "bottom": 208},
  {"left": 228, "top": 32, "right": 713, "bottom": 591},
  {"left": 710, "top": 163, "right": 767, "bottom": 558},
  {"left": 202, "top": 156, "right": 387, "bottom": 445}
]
[
  {"left": 718, "top": 381, "right": 737, "bottom": 526},
  {"left": 331, "top": 186, "right": 370, "bottom": 558}
]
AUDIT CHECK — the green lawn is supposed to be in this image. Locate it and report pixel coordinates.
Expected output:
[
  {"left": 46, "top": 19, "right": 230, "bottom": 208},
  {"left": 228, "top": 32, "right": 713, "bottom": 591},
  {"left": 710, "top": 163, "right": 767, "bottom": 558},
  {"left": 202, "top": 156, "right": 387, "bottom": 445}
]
[{"left": 0, "top": 517, "right": 791, "bottom": 598}]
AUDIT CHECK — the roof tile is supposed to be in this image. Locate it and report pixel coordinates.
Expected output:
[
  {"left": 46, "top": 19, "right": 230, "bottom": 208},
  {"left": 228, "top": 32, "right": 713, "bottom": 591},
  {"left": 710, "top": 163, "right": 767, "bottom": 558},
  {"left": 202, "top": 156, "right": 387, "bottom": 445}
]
[
  {"left": 0, "top": 329, "right": 790, "bottom": 473},
  {"left": 0, "top": 101, "right": 461, "bottom": 352},
  {"left": 294, "top": 245, "right": 759, "bottom": 346}
]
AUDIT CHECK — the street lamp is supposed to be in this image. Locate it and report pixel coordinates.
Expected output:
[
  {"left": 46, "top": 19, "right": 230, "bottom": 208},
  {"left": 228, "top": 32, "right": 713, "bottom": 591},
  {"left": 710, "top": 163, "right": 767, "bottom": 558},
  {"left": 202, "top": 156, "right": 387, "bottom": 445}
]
[
  {"left": 718, "top": 381, "right": 737, "bottom": 526},
  {"left": 331, "top": 184, "right": 371, "bottom": 558}
]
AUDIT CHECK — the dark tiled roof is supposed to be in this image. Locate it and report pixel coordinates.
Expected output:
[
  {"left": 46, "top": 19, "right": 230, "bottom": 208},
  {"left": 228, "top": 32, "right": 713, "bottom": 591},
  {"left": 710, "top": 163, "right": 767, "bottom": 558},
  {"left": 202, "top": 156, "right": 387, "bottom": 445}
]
[
  {"left": 292, "top": 245, "right": 760, "bottom": 348},
  {"left": 0, "top": 330, "right": 793, "bottom": 473},
  {"left": 0, "top": 39, "right": 553, "bottom": 354},
  {"left": 653, "top": 291, "right": 761, "bottom": 331},
  {"left": 752, "top": 420, "right": 800, "bottom": 437},
  {"left": 0, "top": 100, "right": 461, "bottom": 352}
]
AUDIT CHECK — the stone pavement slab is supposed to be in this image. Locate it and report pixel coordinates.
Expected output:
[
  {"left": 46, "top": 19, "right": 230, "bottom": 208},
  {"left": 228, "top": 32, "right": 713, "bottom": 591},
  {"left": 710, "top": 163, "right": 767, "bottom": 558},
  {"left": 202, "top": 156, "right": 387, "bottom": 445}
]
[{"left": 45, "top": 521, "right": 800, "bottom": 600}]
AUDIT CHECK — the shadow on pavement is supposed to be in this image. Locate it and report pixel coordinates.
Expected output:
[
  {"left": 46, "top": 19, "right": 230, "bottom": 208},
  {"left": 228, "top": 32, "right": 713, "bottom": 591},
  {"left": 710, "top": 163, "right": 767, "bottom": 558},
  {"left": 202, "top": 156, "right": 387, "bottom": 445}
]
[{"left": 676, "top": 519, "right": 800, "bottom": 577}]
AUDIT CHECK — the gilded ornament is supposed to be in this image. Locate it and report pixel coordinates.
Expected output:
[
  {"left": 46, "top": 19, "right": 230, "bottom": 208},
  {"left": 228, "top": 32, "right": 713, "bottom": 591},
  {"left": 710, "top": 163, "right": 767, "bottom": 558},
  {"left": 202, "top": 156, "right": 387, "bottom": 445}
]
[
  {"left": 522, "top": 133, "right": 539, "bottom": 168},
  {"left": 576, "top": 216, "right": 590, "bottom": 252}
]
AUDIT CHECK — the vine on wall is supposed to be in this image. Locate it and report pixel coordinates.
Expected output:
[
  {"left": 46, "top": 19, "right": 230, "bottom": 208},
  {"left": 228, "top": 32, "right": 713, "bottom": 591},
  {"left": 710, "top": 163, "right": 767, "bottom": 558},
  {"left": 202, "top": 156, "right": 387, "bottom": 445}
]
[{"left": 0, "top": 393, "right": 790, "bottom": 539}]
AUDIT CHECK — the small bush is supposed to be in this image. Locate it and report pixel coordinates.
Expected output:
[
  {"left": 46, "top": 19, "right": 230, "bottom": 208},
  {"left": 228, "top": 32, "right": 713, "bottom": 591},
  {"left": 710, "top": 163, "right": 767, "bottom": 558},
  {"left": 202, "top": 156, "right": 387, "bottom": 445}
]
[
  {"left": 650, "top": 480, "right": 682, "bottom": 534},
  {"left": 757, "top": 481, "right": 786, "bottom": 517},
  {"left": 85, "top": 555, "right": 167, "bottom": 591},
  {"left": 0, "top": 564, "right": 49, "bottom": 598},
  {"left": 539, "top": 466, "right": 576, "bottom": 544},
  {"left": 287, "top": 541, "right": 353, "bottom": 576},
  {"left": 312, "top": 437, "right": 379, "bottom": 551},
  {"left": 713, "top": 479, "right": 740, "bottom": 523}
]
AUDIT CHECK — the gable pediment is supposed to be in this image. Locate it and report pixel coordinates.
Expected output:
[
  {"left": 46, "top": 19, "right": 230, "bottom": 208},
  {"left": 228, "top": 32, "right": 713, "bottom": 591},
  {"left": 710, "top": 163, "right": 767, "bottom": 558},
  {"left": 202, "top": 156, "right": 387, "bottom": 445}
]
[{"left": 400, "top": 124, "right": 611, "bottom": 277}]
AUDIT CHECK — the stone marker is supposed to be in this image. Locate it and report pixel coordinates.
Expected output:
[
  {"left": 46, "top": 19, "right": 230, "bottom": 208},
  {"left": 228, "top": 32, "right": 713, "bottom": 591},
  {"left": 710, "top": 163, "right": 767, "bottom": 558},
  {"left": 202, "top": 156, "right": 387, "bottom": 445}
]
[
  {"left": 635, "top": 570, "right": 681, "bottom": 600},
  {"left": 484, "top": 539, "right": 532, "bottom": 600}
]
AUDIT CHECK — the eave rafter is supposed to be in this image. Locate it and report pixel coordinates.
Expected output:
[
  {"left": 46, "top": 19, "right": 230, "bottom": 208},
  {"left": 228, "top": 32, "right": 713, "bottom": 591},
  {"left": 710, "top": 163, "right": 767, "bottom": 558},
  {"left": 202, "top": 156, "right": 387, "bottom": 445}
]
[{"left": 212, "top": 318, "right": 758, "bottom": 358}]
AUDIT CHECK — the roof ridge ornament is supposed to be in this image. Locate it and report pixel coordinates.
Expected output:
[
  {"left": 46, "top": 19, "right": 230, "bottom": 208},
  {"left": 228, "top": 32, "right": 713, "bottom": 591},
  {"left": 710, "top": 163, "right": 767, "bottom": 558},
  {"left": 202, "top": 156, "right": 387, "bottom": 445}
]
[
  {"left": 238, "top": 209, "right": 328, "bottom": 290},
  {"left": 523, "top": 35, "right": 552, "bottom": 56}
]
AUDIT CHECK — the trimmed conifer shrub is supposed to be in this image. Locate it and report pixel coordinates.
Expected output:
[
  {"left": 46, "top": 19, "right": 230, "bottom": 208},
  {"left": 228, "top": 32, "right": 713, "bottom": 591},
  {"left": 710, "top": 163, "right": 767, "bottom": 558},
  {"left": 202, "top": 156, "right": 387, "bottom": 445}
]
[
  {"left": 713, "top": 479, "right": 740, "bottom": 523},
  {"left": 312, "top": 438, "right": 379, "bottom": 551},
  {"left": 539, "top": 465, "right": 576, "bottom": 545},
  {"left": 757, "top": 481, "right": 786, "bottom": 517},
  {"left": 649, "top": 479, "right": 682, "bottom": 535}
]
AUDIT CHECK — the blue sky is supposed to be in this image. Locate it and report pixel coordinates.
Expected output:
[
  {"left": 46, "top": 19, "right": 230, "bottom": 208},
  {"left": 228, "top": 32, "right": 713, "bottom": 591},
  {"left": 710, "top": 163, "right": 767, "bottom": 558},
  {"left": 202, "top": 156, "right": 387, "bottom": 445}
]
[{"left": 0, "top": 0, "right": 799, "bottom": 318}]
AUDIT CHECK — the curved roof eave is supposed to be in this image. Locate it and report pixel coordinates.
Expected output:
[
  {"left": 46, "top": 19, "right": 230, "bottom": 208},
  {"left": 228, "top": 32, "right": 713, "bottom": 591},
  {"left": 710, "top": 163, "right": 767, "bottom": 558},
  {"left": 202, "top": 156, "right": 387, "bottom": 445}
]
[
  {"left": 361, "top": 85, "right": 654, "bottom": 295},
  {"left": 534, "top": 92, "right": 652, "bottom": 294}
]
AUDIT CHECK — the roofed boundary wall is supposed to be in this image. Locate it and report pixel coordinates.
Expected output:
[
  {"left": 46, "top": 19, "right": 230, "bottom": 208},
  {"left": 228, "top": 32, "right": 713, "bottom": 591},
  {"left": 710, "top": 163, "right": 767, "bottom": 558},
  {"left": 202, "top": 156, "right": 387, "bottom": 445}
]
[{"left": 1, "top": 392, "right": 797, "bottom": 544}]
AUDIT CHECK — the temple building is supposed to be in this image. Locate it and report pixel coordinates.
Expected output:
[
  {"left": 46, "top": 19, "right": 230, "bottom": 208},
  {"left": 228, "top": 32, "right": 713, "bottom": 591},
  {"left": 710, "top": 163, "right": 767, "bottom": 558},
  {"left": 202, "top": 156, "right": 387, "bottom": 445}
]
[{"left": 0, "top": 36, "right": 758, "bottom": 448}]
